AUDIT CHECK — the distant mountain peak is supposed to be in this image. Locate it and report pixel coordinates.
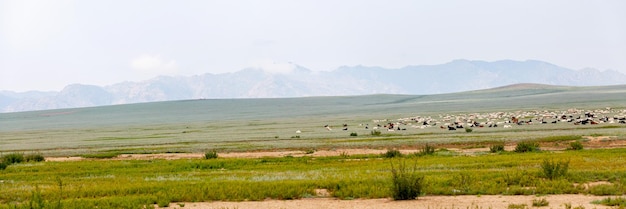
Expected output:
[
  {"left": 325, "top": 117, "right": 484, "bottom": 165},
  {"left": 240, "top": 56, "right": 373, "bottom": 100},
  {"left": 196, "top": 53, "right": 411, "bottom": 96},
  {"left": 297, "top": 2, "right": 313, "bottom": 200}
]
[{"left": 1, "top": 59, "right": 625, "bottom": 113}]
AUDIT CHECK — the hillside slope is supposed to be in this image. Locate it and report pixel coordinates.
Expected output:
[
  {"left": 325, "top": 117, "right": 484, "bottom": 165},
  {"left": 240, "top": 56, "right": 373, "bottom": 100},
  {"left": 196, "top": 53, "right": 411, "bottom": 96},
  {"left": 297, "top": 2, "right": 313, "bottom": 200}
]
[{"left": 2, "top": 60, "right": 625, "bottom": 113}]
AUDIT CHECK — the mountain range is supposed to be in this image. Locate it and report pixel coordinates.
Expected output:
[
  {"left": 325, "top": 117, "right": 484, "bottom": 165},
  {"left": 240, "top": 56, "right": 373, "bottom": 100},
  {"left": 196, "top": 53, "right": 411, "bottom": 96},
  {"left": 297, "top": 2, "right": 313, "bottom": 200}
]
[{"left": 2, "top": 59, "right": 625, "bottom": 113}]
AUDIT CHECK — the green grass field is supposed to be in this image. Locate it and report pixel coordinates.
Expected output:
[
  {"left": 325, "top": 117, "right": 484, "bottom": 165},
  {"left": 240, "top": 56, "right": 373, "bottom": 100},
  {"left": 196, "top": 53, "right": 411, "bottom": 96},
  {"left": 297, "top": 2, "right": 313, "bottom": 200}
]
[{"left": 1, "top": 84, "right": 626, "bottom": 208}]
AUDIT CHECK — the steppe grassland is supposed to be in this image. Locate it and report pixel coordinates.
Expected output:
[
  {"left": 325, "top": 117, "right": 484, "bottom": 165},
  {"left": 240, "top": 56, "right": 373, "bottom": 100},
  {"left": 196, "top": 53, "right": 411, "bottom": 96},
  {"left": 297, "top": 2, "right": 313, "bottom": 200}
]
[
  {"left": 1, "top": 85, "right": 626, "bottom": 208},
  {"left": 2, "top": 148, "right": 626, "bottom": 208}
]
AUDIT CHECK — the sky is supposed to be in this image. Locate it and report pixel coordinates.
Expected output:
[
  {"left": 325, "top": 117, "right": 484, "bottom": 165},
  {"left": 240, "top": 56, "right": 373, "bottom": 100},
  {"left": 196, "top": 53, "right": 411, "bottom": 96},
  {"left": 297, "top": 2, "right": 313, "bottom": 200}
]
[{"left": 1, "top": 0, "right": 625, "bottom": 92}]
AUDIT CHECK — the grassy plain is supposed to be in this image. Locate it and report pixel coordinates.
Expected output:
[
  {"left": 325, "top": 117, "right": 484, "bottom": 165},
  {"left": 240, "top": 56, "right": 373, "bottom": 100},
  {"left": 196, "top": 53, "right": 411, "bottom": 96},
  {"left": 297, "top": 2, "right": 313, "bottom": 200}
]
[{"left": 1, "top": 84, "right": 626, "bottom": 208}]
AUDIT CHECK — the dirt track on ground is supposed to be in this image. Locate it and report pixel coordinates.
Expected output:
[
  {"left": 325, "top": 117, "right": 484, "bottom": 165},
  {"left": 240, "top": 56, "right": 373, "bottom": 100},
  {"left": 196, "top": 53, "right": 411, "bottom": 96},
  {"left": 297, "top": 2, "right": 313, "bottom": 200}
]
[
  {"left": 159, "top": 195, "right": 615, "bottom": 209},
  {"left": 46, "top": 135, "right": 626, "bottom": 162}
]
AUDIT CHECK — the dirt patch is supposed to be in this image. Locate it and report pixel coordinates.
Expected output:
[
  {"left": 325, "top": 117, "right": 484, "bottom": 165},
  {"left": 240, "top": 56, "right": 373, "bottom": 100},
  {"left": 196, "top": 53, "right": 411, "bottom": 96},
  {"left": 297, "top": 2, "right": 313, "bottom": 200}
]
[
  {"left": 45, "top": 139, "right": 626, "bottom": 162},
  {"left": 162, "top": 195, "right": 614, "bottom": 209},
  {"left": 573, "top": 181, "right": 613, "bottom": 190}
]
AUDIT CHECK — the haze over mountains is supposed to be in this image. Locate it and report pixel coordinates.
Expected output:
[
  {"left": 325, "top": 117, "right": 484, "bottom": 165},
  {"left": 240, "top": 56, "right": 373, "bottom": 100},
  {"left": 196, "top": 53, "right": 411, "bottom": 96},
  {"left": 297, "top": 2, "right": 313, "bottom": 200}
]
[{"left": 2, "top": 59, "right": 625, "bottom": 113}]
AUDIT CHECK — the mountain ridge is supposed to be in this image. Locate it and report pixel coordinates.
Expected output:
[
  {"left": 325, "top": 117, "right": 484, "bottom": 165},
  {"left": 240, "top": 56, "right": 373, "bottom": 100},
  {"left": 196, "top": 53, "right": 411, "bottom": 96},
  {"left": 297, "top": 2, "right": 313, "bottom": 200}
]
[{"left": 1, "top": 59, "right": 625, "bottom": 113}]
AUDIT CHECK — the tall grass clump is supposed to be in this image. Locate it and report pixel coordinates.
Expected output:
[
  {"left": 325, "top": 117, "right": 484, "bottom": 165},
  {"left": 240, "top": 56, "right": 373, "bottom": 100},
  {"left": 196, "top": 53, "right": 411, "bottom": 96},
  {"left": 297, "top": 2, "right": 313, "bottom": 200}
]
[
  {"left": 2, "top": 153, "right": 24, "bottom": 164},
  {"left": 0, "top": 161, "right": 7, "bottom": 170},
  {"left": 350, "top": 132, "right": 358, "bottom": 137},
  {"left": 541, "top": 158, "right": 569, "bottom": 180},
  {"left": 490, "top": 143, "right": 505, "bottom": 153},
  {"left": 567, "top": 141, "right": 584, "bottom": 150},
  {"left": 390, "top": 160, "right": 424, "bottom": 200},
  {"left": 420, "top": 144, "right": 436, "bottom": 156},
  {"left": 532, "top": 198, "right": 549, "bottom": 207},
  {"left": 25, "top": 154, "right": 45, "bottom": 162},
  {"left": 592, "top": 197, "right": 626, "bottom": 207},
  {"left": 514, "top": 141, "right": 540, "bottom": 153},
  {"left": 371, "top": 130, "right": 382, "bottom": 136},
  {"left": 465, "top": 128, "right": 473, "bottom": 133},
  {"left": 204, "top": 150, "right": 218, "bottom": 159},
  {"left": 383, "top": 149, "right": 402, "bottom": 158}
]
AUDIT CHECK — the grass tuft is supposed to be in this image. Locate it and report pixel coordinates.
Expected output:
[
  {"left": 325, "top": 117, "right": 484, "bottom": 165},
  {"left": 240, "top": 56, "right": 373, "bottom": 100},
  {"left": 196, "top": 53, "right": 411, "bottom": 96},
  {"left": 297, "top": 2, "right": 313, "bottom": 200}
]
[
  {"left": 514, "top": 141, "right": 540, "bottom": 153},
  {"left": 383, "top": 149, "right": 402, "bottom": 158},
  {"left": 567, "top": 141, "right": 584, "bottom": 150},
  {"left": 204, "top": 150, "right": 219, "bottom": 159},
  {"left": 390, "top": 160, "right": 424, "bottom": 200},
  {"left": 532, "top": 198, "right": 549, "bottom": 207},
  {"left": 2, "top": 153, "right": 24, "bottom": 164},
  {"left": 540, "top": 158, "right": 569, "bottom": 180}
]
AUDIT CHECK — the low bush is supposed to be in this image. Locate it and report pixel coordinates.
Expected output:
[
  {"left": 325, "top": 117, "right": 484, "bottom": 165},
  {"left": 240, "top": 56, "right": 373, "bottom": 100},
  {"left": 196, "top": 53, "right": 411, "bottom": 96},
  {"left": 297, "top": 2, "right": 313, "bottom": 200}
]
[
  {"left": 568, "top": 141, "right": 584, "bottom": 150},
  {"left": 490, "top": 143, "right": 505, "bottom": 153},
  {"left": 532, "top": 198, "right": 549, "bottom": 207},
  {"left": 383, "top": 149, "right": 402, "bottom": 158},
  {"left": 420, "top": 144, "right": 436, "bottom": 156},
  {"left": 563, "top": 203, "right": 586, "bottom": 209},
  {"left": 350, "top": 132, "right": 358, "bottom": 137},
  {"left": 465, "top": 128, "right": 473, "bottom": 133},
  {"left": 514, "top": 141, "right": 540, "bottom": 153},
  {"left": 588, "top": 184, "right": 621, "bottom": 195},
  {"left": 371, "top": 130, "right": 382, "bottom": 136},
  {"left": 0, "top": 161, "right": 7, "bottom": 170},
  {"left": 541, "top": 158, "right": 569, "bottom": 180},
  {"left": 2, "top": 153, "right": 24, "bottom": 164},
  {"left": 25, "top": 154, "right": 45, "bottom": 162},
  {"left": 592, "top": 197, "right": 626, "bottom": 206},
  {"left": 390, "top": 160, "right": 424, "bottom": 200},
  {"left": 507, "top": 203, "right": 528, "bottom": 209},
  {"left": 204, "top": 150, "right": 218, "bottom": 159}
]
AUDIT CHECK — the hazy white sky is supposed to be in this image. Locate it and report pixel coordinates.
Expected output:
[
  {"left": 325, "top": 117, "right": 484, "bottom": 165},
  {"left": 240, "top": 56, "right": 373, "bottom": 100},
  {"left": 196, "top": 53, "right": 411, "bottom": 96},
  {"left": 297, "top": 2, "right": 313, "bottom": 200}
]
[{"left": 1, "top": 0, "right": 625, "bottom": 92}]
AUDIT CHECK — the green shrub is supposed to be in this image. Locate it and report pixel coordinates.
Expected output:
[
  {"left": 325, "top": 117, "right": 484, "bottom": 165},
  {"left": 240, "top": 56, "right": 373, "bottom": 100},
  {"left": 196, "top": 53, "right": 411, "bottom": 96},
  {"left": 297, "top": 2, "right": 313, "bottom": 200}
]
[
  {"left": 490, "top": 143, "right": 505, "bottom": 153},
  {"left": 339, "top": 152, "right": 349, "bottom": 158},
  {"left": 290, "top": 135, "right": 300, "bottom": 139},
  {"left": 383, "top": 149, "right": 402, "bottom": 158},
  {"left": 507, "top": 203, "right": 528, "bottom": 209},
  {"left": 592, "top": 197, "right": 626, "bottom": 206},
  {"left": 304, "top": 149, "right": 316, "bottom": 154},
  {"left": 541, "top": 158, "right": 569, "bottom": 180},
  {"left": 420, "top": 144, "right": 436, "bottom": 156},
  {"left": 2, "top": 153, "right": 24, "bottom": 164},
  {"left": 465, "top": 128, "right": 473, "bottom": 133},
  {"left": 588, "top": 184, "right": 621, "bottom": 195},
  {"left": 157, "top": 199, "right": 170, "bottom": 207},
  {"left": 563, "top": 203, "right": 586, "bottom": 209},
  {"left": 350, "top": 132, "right": 358, "bottom": 137},
  {"left": 25, "top": 154, "right": 45, "bottom": 162},
  {"left": 204, "top": 150, "right": 218, "bottom": 159},
  {"left": 371, "top": 130, "right": 382, "bottom": 136},
  {"left": 390, "top": 160, "right": 424, "bottom": 200},
  {"left": 514, "top": 141, "right": 540, "bottom": 153},
  {"left": 532, "top": 198, "right": 549, "bottom": 207},
  {"left": 567, "top": 141, "right": 584, "bottom": 150},
  {"left": 453, "top": 173, "right": 473, "bottom": 193},
  {"left": 0, "top": 161, "right": 7, "bottom": 170}
]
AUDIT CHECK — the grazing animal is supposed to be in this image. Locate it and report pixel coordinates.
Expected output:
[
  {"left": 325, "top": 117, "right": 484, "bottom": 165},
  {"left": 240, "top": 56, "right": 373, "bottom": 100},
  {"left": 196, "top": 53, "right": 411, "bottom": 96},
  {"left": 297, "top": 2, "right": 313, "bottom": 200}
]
[
  {"left": 448, "top": 126, "right": 456, "bottom": 131},
  {"left": 511, "top": 117, "right": 519, "bottom": 124},
  {"left": 503, "top": 125, "right": 512, "bottom": 128},
  {"left": 324, "top": 125, "right": 332, "bottom": 131},
  {"left": 296, "top": 130, "right": 301, "bottom": 134}
]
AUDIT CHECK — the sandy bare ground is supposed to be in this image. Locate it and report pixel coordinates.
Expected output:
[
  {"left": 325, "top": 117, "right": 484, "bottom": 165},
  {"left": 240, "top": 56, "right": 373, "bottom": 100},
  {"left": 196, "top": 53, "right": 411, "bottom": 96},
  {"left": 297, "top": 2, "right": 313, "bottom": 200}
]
[
  {"left": 46, "top": 136, "right": 626, "bottom": 162},
  {"left": 160, "top": 195, "right": 616, "bottom": 209}
]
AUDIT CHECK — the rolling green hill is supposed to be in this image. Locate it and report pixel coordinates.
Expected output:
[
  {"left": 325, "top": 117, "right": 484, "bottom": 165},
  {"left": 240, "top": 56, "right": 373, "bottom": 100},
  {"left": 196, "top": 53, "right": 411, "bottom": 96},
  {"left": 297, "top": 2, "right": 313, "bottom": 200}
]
[{"left": 1, "top": 84, "right": 625, "bottom": 155}]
